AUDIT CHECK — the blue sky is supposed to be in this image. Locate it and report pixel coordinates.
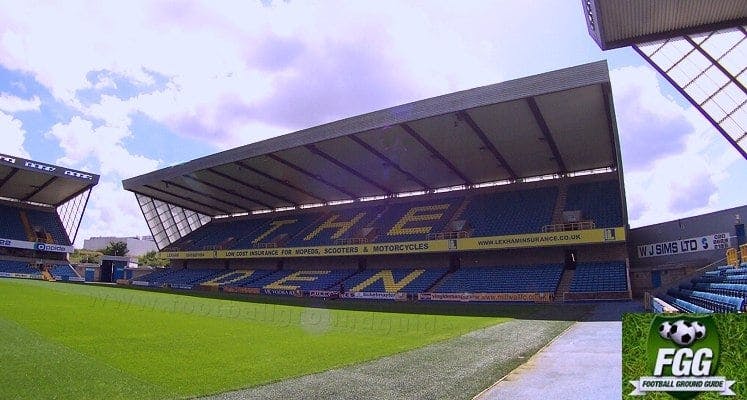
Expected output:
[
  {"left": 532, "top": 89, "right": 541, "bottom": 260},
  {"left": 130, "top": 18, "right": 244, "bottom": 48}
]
[{"left": 0, "top": 1, "right": 744, "bottom": 247}]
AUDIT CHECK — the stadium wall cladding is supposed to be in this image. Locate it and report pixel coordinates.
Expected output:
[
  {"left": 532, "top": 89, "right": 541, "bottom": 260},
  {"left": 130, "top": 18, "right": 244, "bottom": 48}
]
[{"left": 628, "top": 205, "right": 747, "bottom": 269}]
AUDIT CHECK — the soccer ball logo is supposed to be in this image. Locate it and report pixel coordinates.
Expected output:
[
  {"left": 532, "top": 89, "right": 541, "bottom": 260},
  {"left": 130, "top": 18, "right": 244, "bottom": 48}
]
[{"left": 659, "top": 319, "right": 707, "bottom": 346}]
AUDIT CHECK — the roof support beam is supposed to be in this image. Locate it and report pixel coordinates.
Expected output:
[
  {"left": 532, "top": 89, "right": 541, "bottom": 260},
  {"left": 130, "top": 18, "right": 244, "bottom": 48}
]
[
  {"left": 70, "top": 187, "right": 92, "bottom": 245},
  {"left": 527, "top": 97, "right": 567, "bottom": 173},
  {"left": 162, "top": 180, "right": 249, "bottom": 214},
  {"left": 683, "top": 35, "right": 746, "bottom": 94},
  {"left": 400, "top": 123, "right": 473, "bottom": 185},
  {"left": 305, "top": 144, "right": 392, "bottom": 194},
  {"left": 235, "top": 161, "right": 327, "bottom": 203},
  {"left": 142, "top": 185, "right": 228, "bottom": 215},
  {"left": 182, "top": 175, "right": 274, "bottom": 210},
  {"left": 267, "top": 154, "right": 359, "bottom": 199},
  {"left": 206, "top": 168, "right": 298, "bottom": 207},
  {"left": 600, "top": 83, "right": 619, "bottom": 169},
  {"left": 57, "top": 184, "right": 95, "bottom": 208},
  {"left": 633, "top": 45, "right": 747, "bottom": 160},
  {"left": 348, "top": 135, "right": 429, "bottom": 190},
  {"left": 457, "top": 111, "right": 518, "bottom": 180},
  {"left": 22, "top": 176, "right": 57, "bottom": 202},
  {"left": 0, "top": 168, "right": 19, "bottom": 191}
]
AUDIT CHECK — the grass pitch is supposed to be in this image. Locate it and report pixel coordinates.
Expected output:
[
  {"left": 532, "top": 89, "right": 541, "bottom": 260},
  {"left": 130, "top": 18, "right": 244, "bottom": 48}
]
[{"left": 1, "top": 279, "right": 512, "bottom": 399}]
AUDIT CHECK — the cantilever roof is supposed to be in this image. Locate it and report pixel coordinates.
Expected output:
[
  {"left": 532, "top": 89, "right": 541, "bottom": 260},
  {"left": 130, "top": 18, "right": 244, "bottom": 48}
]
[
  {"left": 584, "top": 0, "right": 747, "bottom": 50},
  {"left": 123, "top": 60, "right": 622, "bottom": 217},
  {"left": 0, "top": 153, "right": 99, "bottom": 206}
]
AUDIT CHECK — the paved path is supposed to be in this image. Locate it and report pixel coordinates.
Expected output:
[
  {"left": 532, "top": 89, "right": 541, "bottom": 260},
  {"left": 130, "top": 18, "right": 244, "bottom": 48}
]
[{"left": 475, "top": 301, "right": 643, "bottom": 400}]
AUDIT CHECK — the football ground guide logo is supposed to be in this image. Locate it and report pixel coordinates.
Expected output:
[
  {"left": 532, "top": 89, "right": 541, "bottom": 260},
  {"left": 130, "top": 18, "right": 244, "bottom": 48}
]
[{"left": 628, "top": 315, "right": 735, "bottom": 398}]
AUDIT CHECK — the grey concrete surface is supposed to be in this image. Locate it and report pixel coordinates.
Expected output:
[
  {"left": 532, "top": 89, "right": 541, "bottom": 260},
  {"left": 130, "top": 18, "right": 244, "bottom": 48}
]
[{"left": 475, "top": 301, "right": 643, "bottom": 400}]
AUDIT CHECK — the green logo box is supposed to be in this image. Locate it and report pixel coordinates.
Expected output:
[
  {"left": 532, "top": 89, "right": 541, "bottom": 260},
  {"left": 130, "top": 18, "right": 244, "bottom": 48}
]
[{"left": 622, "top": 313, "right": 746, "bottom": 399}]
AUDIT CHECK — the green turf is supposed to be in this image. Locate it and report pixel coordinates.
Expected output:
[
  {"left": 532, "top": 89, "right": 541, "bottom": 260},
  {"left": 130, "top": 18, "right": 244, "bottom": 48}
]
[{"left": 0, "top": 279, "right": 507, "bottom": 399}]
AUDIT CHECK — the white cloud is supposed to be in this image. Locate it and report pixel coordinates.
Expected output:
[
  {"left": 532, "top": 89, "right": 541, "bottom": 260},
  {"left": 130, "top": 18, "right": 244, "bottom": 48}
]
[
  {"left": 611, "top": 66, "right": 743, "bottom": 227},
  {"left": 46, "top": 116, "right": 161, "bottom": 246},
  {"left": 0, "top": 0, "right": 560, "bottom": 150},
  {"left": 0, "top": 111, "right": 30, "bottom": 158},
  {"left": 0, "top": 93, "right": 40, "bottom": 113},
  {"left": 46, "top": 116, "right": 160, "bottom": 178},
  {"left": 0, "top": 0, "right": 741, "bottom": 243}
]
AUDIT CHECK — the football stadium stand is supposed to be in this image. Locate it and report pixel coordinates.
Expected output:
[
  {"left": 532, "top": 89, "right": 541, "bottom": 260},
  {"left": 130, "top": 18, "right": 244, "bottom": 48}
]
[
  {"left": 0, "top": 203, "right": 27, "bottom": 241},
  {"left": 252, "top": 269, "right": 357, "bottom": 291},
  {"left": 341, "top": 268, "right": 447, "bottom": 294},
  {"left": 659, "top": 294, "right": 714, "bottom": 314},
  {"left": 24, "top": 208, "right": 71, "bottom": 245},
  {"left": 569, "top": 261, "right": 628, "bottom": 293},
  {"left": 134, "top": 267, "right": 446, "bottom": 294},
  {"left": 213, "top": 270, "right": 275, "bottom": 287},
  {"left": 375, "top": 198, "right": 462, "bottom": 243},
  {"left": 463, "top": 188, "right": 557, "bottom": 237},
  {"left": 659, "top": 265, "right": 747, "bottom": 313},
  {"left": 49, "top": 264, "right": 80, "bottom": 279},
  {"left": 240, "top": 213, "right": 324, "bottom": 248},
  {"left": 0, "top": 260, "right": 41, "bottom": 277},
  {"left": 564, "top": 181, "right": 623, "bottom": 228},
  {"left": 121, "top": 62, "right": 631, "bottom": 304},
  {"left": 435, "top": 265, "right": 563, "bottom": 294},
  {"left": 288, "top": 206, "right": 385, "bottom": 247},
  {"left": 136, "top": 268, "right": 223, "bottom": 287},
  {"left": 165, "top": 180, "right": 624, "bottom": 252},
  {"left": 0, "top": 155, "right": 98, "bottom": 250}
]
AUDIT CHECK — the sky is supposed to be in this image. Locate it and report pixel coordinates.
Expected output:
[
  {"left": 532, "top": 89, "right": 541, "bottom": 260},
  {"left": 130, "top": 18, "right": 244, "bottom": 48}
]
[{"left": 0, "top": 1, "right": 744, "bottom": 247}]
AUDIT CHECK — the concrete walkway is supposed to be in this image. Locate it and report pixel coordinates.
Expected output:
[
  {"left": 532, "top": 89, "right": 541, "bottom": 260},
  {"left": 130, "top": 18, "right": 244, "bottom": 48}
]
[{"left": 476, "top": 301, "right": 643, "bottom": 400}]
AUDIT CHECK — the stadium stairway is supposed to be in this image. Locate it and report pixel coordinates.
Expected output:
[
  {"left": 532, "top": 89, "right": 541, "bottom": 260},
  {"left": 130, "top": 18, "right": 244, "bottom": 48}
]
[
  {"left": 445, "top": 198, "right": 472, "bottom": 228},
  {"left": 550, "top": 184, "right": 569, "bottom": 225},
  {"left": 423, "top": 269, "right": 454, "bottom": 293},
  {"left": 19, "top": 210, "right": 35, "bottom": 242},
  {"left": 364, "top": 205, "right": 389, "bottom": 229},
  {"left": 554, "top": 269, "right": 575, "bottom": 302},
  {"left": 41, "top": 269, "right": 56, "bottom": 282},
  {"left": 288, "top": 213, "right": 331, "bottom": 244}
]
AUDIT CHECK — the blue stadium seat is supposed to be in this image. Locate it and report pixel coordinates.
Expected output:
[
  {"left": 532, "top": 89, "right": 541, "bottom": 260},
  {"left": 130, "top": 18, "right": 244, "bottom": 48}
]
[
  {"left": 462, "top": 187, "right": 557, "bottom": 236},
  {"left": 50, "top": 264, "right": 80, "bottom": 279},
  {"left": 25, "top": 208, "right": 71, "bottom": 245},
  {"left": 0, "top": 260, "right": 41, "bottom": 276},
  {"left": 660, "top": 294, "right": 713, "bottom": 314},
  {"left": 135, "top": 268, "right": 223, "bottom": 287},
  {"left": 287, "top": 206, "right": 385, "bottom": 247},
  {"left": 374, "top": 198, "right": 463, "bottom": 243},
  {"left": 669, "top": 288, "right": 744, "bottom": 312},
  {"left": 564, "top": 181, "right": 623, "bottom": 228},
  {"left": 167, "top": 180, "right": 623, "bottom": 251},
  {"left": 233, "top": 214, "right": 324, "bottom": 248},
  {"left": 259, "top": 269, "right": 356, "bottom": 291},
  {"left": 340, "top": 268, "right": 447, "bottom": 294},
  {"left": 435, "top": 265, "right": 563, "bottom": 293},
  {"left": 0, "top": 204, "right": 27, "bottom": 240},
  {"left": 569, "top": 262, "right": 628, "bottom": 293}
]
